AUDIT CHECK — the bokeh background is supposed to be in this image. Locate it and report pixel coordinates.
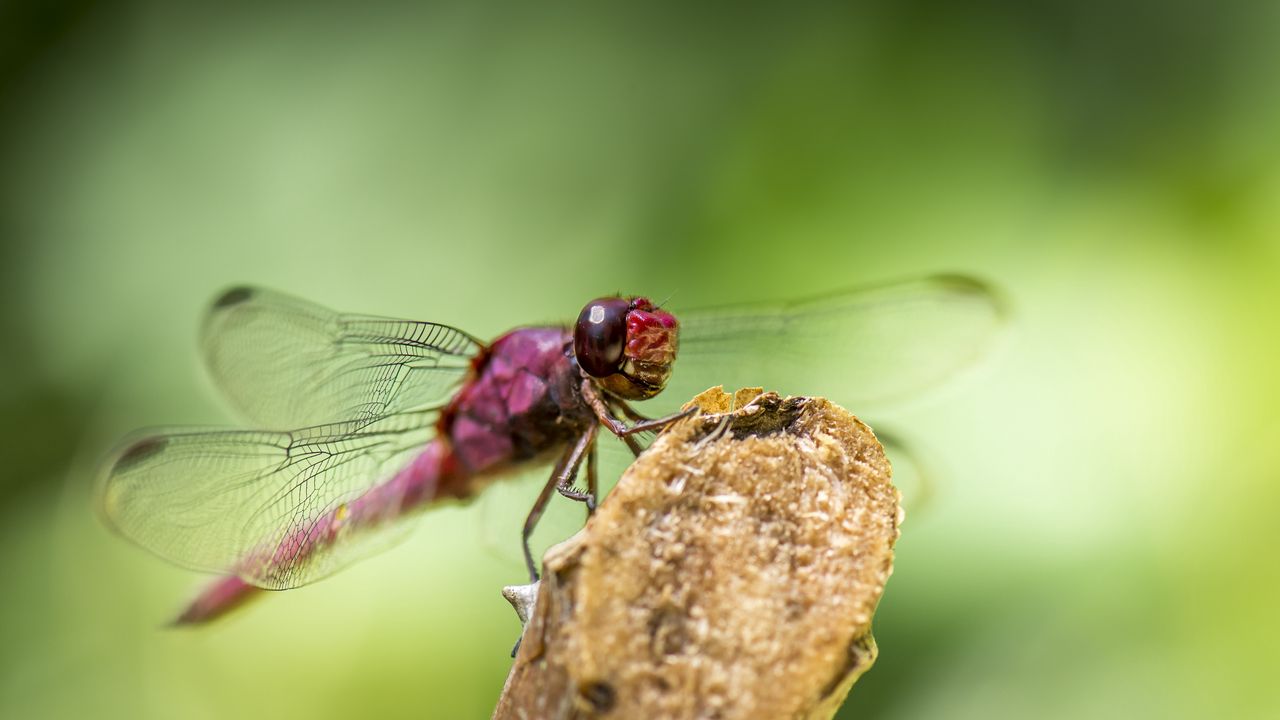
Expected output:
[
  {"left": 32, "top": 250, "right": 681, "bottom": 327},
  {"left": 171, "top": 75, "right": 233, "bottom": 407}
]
[{"left": 3, "top": 2, "right": 1278, "bottom": 718}]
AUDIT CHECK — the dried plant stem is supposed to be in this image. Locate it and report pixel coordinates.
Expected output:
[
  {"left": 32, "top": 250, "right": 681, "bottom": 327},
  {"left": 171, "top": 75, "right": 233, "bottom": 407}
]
[{"left": 493, "top": 387, "right": 901, "bottom": 720}]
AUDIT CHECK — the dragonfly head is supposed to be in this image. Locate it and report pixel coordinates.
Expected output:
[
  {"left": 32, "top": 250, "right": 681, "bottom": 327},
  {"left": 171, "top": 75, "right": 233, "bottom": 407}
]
[{"left": 574, "top": 296, "right": 678, "bottom": 400}]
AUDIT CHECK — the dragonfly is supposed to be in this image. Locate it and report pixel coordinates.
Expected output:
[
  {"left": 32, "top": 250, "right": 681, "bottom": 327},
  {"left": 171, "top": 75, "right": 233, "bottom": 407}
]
[{"left": 98, "top": 276, "right": 1004, "bottom": 624}]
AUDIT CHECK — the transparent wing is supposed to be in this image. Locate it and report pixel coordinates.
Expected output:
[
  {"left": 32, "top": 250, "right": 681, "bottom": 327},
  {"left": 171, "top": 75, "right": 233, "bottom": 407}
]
[
  {"left": 201, "top": 287, "right": 482, "bottom": 429},
  {"left": 658, "top": 275, "right": 1006, "bottom": 414},
  {"left": 874, "top": 426, "right": 935, "bottom": 514},
  {"left": 99, "top": 411, "right": 436, "bottom": 589}
]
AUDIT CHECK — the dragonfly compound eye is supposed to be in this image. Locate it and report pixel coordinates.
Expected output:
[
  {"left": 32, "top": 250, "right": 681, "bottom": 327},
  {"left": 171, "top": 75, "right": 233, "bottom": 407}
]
[{"left": 574, "top": 297, "right": 630, "bottom": 377}]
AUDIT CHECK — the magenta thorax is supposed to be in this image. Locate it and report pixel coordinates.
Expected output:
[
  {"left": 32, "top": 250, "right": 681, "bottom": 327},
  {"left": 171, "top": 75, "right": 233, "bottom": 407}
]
[{"left": 439, "top": 327, "right": 592, "bottom": 479}]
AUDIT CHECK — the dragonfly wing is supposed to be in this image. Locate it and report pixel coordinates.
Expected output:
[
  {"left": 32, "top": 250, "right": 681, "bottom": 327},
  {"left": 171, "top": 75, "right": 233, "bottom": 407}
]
[
  {"left": 662, "top": 275, "right": 1006, "bottom": 412},
  {"left": 99, "top": 411, "right": 436, "bottom": 589},
  {"left": 201, "top": 287, "right": 482, "bottom": 429},
  {"left": 873, "top": 425, "right": 935, "bottom": 514}
]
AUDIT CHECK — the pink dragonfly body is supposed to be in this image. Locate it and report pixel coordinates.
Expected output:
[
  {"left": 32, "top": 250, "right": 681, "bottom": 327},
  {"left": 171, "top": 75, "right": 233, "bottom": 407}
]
[
  {"left": 101, "top": 278, "right": 1003, "bottom": 624},
  {"left": 178, "top": 327, "right": 599, "bottom": 621}
]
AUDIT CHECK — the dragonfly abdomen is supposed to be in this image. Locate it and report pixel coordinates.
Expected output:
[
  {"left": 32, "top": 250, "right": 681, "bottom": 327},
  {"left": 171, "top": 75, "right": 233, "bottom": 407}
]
[{"left": 176, "top": 438, "right": 464, "bottom": 624}]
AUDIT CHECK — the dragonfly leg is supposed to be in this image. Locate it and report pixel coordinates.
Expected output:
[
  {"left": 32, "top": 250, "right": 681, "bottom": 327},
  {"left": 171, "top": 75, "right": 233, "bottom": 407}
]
[
  {"left": 584, "top": 442, "right": 598, "bottom": 517},
  {"left": 607, "top": 399, "right": 651, "bottom": 456},
  {"left": 521, "top": 444, "right": 575, "bottom": 582},
  {"left": 582, "top": 379, "right": 697, "bottom": 438},
  {"left": 610, "top": 398, "right": 652, "bottom": 423},
  {"left": 618, "top": 432, "right": 646, "bottom": 458},
  {"left": 553, "top": 425, "right": 598, "bottom": 512}
]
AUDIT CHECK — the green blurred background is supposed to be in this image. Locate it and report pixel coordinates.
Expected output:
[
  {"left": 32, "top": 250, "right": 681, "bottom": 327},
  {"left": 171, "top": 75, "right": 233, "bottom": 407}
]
[{"left": 2, "top": 1, "right": 1278, "bottom": 718}]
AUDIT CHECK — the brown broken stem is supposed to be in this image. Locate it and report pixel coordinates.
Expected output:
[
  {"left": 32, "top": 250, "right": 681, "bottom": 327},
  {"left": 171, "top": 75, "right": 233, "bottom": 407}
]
[{"left": 493, "top": 387, "right": 902, "bottom": 720}]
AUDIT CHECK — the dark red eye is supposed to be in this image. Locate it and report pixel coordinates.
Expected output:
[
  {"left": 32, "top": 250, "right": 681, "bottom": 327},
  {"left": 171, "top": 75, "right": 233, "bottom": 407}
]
[{"left": 574, "top": 297, "right": 629, "bottom": 377}]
